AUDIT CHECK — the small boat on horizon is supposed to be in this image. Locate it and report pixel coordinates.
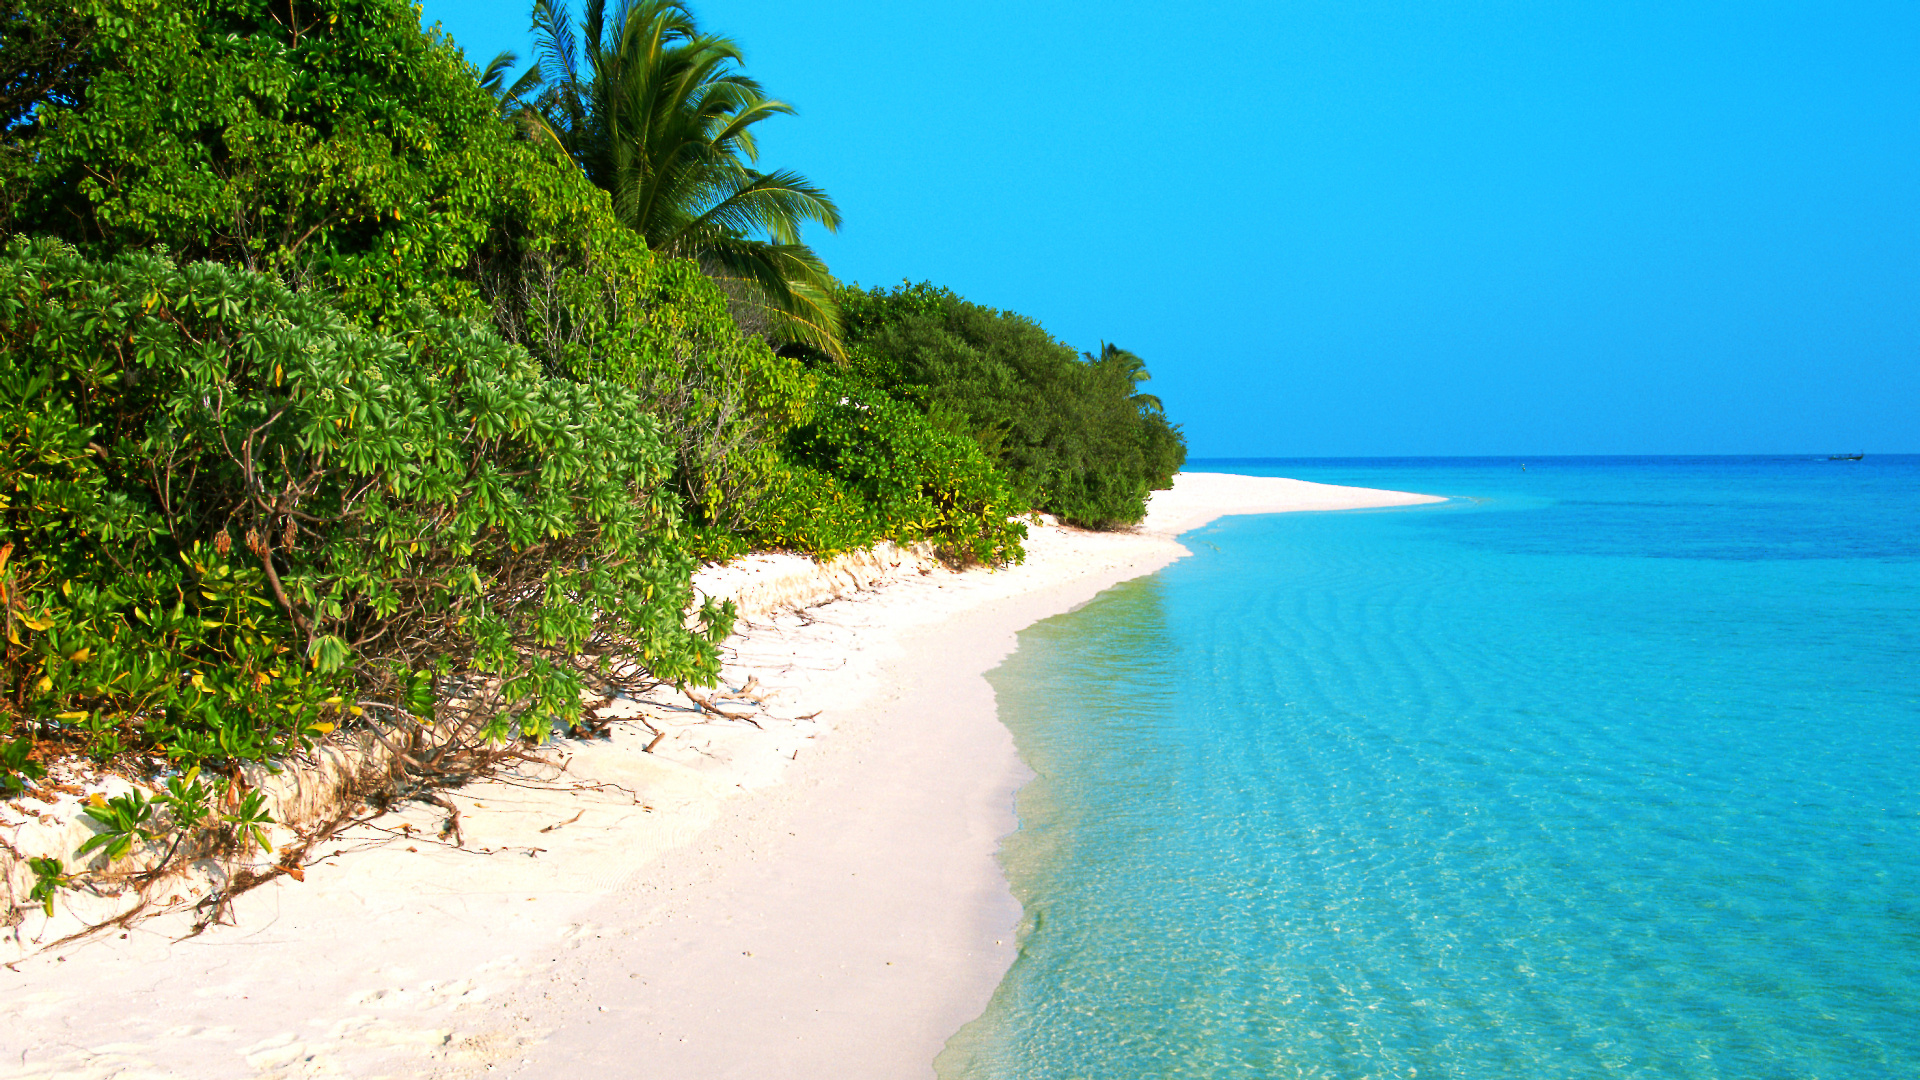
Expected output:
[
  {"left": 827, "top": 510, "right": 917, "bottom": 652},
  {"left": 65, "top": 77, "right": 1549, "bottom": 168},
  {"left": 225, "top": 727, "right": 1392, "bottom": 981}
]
[{"left": 1827, "top": 453, "right": 1865, "bottom": 461}]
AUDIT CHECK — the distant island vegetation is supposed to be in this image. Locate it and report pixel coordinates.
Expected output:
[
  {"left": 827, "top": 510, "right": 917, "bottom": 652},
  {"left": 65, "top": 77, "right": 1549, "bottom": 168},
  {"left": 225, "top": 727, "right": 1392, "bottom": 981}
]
[{"left": 0, "top": 0, "right": 1183, "bottom": 907}]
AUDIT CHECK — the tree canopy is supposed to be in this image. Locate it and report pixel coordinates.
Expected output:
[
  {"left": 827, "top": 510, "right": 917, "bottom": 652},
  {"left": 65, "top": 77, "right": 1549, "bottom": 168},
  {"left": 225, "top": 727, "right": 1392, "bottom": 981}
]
[
  {"left": 839, "top": 281, "right": 1186, "bottom": 528},
  {"left": 522, "top": 0, "right": 845, "bottom": 356}
]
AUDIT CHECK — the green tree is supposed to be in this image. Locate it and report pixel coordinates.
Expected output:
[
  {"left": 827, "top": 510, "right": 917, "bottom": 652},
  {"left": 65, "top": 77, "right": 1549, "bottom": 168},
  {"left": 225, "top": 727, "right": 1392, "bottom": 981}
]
[
  {"left": 837, "top": 282, "right": 1187, "bottom": 528},
  {"left": 526, "top": 0, "right": 845, "bottom": 356},
  {"left": 0, "top": 0, "right": 820, "bottom": 541},
  {"left": 0, "top": 2, "right": 95, "bottom": 137}
]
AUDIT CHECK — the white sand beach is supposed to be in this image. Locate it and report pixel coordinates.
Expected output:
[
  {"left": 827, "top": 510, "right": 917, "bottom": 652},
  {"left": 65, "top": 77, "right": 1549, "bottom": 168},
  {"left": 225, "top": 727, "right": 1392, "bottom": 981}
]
[{"left": 0, "top": 473, "right": 1439, "bottom": 1080}]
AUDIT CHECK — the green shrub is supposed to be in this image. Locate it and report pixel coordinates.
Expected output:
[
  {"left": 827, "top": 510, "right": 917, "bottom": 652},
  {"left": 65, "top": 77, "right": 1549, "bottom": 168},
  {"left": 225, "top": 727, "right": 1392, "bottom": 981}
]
[
  {"left": 501, "top": 235, "right": 816, "bottom": 537},
  {"left": 837, "top": 282, "right": 1186, "bottom": 529},
  {"left": 0, "top": 239, "right": 729, "bottom": 778},
  {"left": 771, "top": 370, "right": 1026, "bottom": 565},
  {"left": 731, "top": 462, "right": 886, "bottom": 560}
]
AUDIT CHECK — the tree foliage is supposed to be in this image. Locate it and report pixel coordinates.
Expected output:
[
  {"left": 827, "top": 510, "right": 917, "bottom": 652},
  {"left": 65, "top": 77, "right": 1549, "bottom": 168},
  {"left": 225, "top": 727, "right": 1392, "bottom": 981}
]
[
  {"left": 1, "top": 239, "right": 731, "bottom": 771},
  {"left": 0, "top": 1, "right": 96, "bottom": 137},
  {"left": 2, "top": 0, "right": 510, "bottom": 322},
  {"left": 524, "top": 0, "right": 845, "bottom": 356},
  {"left": 838, "top": 282, "right": 1186, "bottom": 528},
  {"left": 758, "top": 369, "right": 1026, "bottom": 565},
  {"left": 0, "top": 0, "right": 825, "bottom": 539}
]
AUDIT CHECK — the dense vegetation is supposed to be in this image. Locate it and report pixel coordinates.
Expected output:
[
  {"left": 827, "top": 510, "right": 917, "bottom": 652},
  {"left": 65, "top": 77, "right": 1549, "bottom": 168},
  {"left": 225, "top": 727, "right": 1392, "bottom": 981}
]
[
  {"left": 839, "top": 281, "right": 1184, "bottom": 529},
  {"left": 0, "top": 0, "right": 1184, "bottom": 888},
  {"left": 511, "top": 0, "right": 846, "bottom": 356}
]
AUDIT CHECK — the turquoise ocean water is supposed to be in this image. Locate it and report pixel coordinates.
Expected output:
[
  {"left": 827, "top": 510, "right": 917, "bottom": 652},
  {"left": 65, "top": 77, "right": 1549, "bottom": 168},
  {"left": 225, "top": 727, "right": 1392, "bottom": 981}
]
[{"left": 940, "top": 457, "right": 1919, "bottom": 1079}]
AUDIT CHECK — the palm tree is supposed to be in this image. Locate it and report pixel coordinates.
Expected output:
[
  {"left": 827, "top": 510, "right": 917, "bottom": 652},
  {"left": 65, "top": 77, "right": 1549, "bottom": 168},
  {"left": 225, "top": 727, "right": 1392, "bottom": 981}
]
[
  {"left": 479, "top": 49, "right": 546, "bottom": 126},
  {"left": 521, "top": 0, "right": 845, "bottom": 357},
  {"left": 1089, "top": 343, "right": 1165, "bottom": 415}
]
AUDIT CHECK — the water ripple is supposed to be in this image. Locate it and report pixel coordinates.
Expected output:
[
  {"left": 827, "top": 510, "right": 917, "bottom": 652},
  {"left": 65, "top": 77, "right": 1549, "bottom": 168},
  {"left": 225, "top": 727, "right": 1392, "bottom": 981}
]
[{"left": 942, "top": 461, "right": 1920, "bottom": 1080}]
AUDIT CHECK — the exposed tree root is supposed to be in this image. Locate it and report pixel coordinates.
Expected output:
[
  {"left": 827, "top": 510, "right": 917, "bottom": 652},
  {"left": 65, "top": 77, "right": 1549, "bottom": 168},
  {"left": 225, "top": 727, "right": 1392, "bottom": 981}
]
[{"left": 7, "top": 661, "right": 773, "bottom": 957}]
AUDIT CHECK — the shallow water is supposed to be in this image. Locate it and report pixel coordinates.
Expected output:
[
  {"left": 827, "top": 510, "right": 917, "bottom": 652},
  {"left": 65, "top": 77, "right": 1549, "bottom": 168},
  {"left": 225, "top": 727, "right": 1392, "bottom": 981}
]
[{"left": 941, "top": 457, "right": 1920, "bottom": 1079}]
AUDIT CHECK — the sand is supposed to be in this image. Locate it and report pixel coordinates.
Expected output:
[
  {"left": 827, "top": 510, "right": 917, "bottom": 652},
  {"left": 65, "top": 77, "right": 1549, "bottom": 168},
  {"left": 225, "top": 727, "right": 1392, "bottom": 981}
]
[{"left": 0, "top": 473, "right": 1439, "bottom": 1080}]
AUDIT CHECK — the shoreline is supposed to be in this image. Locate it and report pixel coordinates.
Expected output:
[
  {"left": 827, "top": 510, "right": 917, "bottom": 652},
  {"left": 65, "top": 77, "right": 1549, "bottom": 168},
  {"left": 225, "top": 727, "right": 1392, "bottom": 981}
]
[{"left": 0, "top": 473, "right": 1440, "bottom": 1079}]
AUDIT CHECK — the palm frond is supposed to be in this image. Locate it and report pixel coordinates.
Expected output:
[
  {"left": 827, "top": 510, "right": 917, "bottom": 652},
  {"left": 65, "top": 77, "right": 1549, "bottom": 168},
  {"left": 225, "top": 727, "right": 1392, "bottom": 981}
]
[
  {"left": 480, "top": 50, "right": 519, "bottom": 93},
  {"left": 700, "top": 238, "right": 845, "bottom": 358},
  {"left": 664, "top": 169, "right": 840, "bottom": 251},
  {"left": 481, "top": 50, "right": 547, "bottom": 126},
  {"left": 532, "top": 0, "right": 847, "bottom": 356},
  {"left": 532, "top": 0, "right": 579, "bottom": 94}
]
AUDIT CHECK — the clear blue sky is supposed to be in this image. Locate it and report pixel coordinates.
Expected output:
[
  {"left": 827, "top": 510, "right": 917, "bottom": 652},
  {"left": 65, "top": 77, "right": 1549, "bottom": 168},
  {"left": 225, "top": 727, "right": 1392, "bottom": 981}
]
[{"left": 420, "top": 0, "right": 1918, "bottom": 456}]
